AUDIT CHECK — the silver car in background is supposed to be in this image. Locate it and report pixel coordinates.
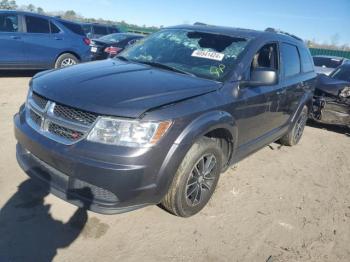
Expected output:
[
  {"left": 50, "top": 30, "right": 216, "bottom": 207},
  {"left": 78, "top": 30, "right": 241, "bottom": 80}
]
[{"left": 313, "top": 55, "right": 350, "bottom": 75}]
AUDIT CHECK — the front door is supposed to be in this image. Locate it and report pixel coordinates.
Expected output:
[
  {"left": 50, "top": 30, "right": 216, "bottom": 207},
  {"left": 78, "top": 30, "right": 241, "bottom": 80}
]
[{"left": 0, "top": 13, "right": 25, "bottom": 67}]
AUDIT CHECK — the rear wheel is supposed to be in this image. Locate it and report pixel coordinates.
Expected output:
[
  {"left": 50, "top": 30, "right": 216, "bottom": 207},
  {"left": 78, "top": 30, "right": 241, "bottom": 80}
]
[
  {"left": 161, "top": 137, "right": 223, "bottom": 217},
  {"left": 280, "top": 106, "right": 308, "bottom": 146},
  {"left": 55, "top": 53, "right": 79, "bottom": 68}
]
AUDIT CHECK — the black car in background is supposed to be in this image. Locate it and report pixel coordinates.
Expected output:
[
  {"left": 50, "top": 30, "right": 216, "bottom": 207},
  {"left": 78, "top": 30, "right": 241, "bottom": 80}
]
[
  {"left": 90, "top": 33, "right": 144, "bottom": 60},
  {"left": 312, "top": 64, "right": 350, "bottom": 127},
  {"left": 82, "top": 23, "right": 120, "bottom": 38}
]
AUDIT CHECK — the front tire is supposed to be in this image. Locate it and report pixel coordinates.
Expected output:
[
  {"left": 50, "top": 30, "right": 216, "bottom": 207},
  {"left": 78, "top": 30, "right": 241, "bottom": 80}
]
[
  {"left": 280, "top": 105, "right": 308, "bottom": 146},
  {"left": 161, "top": 137, "right": 223, "bottom": 217},
  {"left": 55, "top": 53, "right": 79, "bottom": 68}
]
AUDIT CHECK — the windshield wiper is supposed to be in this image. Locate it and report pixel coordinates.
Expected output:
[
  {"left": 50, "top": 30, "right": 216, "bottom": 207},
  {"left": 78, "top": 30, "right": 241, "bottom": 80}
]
[
  {"left": 115, "top": 56, "right": 129, "bottom": 62},
  {"left": 138, "top": 61, "right": 196, "bottom": 77}
]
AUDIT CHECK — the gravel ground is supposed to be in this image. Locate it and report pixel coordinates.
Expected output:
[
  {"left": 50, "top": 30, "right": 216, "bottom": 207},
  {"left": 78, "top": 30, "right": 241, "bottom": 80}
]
[{"left": 0, "top": 74, "right": 349, "bottom": 262}]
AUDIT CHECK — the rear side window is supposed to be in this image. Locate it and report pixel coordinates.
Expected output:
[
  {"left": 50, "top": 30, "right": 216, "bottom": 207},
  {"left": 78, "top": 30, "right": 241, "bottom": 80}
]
[
  {"left": 93, "top": 25, "right": 108, "bottom": 35},
  {"left": 25, "top": 16, "right": 50, "bottom": 33},
  {"left": 60, "top": 21, "right": 85, "bottom": 36},
  {"left": 299, "top": 47, "right": 314, "bottom": 73},
  {"left": 0, "top": 14, "right": 18, "bottom": 32},
  {"left": 281, "top": 43, "right": 301, "bottom": 77}
]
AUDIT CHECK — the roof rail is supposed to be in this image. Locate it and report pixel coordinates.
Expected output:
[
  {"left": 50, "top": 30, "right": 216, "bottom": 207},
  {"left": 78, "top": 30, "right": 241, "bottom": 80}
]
[{"left": 265, "top": 27, "right": 302, "bottom": 41}]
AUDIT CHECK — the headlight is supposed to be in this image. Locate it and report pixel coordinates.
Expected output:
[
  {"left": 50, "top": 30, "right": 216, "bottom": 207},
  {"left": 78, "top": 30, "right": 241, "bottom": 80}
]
[
  {"left": 87, "top": 117, "right": 172, "bottom": 147},
  {"left": 340, "top": 87, "right": 350, "bottom": 98}
]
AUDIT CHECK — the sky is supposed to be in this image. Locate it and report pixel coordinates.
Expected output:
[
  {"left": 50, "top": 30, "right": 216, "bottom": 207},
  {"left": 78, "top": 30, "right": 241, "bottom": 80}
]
[{"left": 15, "top": 0, "right": 350, "bottom": 45}]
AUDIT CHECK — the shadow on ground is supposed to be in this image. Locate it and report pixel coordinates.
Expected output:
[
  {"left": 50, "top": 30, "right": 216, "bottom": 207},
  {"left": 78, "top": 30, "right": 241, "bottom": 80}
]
[
  {"left": 0, "top": 179, "right": 92, "bottom": 262},
  {"left": 307, "top": 120, "right": 350, "bottom": 137},
  {"left": 0, "top": 70, "right": 42, "bottom": 78}
]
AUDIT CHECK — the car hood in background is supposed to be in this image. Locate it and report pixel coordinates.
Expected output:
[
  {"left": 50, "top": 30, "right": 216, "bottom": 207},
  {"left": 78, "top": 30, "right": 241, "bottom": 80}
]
[
  {"left": 32, "top": 59, "right": 221, "bottom": 118},
  {"left": 314, "top": 66, "right": 334, "bottom": 76},
  {"left": 315, "top": 74, "right": 350, "bottom": 97}
]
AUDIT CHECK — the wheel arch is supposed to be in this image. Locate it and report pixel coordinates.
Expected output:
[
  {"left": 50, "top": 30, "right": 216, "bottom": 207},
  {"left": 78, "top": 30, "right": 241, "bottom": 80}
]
[{"left": 155, "top": 111, "right": 238, "bottom": 201}]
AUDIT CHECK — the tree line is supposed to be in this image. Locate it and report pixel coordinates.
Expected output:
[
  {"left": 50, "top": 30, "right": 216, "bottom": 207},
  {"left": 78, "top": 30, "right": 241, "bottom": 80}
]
[{"left": 1, "top": 0, "right": 348, "bottom": 50}]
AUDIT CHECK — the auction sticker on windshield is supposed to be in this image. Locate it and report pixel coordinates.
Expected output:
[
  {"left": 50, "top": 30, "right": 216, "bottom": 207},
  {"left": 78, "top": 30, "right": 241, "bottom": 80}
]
[{"left": 191, "top": 50, "right": 225, "bottom": 61}]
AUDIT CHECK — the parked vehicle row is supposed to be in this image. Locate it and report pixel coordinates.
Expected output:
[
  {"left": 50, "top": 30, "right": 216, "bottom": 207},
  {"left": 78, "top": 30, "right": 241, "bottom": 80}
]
[
  {"left": 90, "top": 33, "right": 144, "bottom": 60},
  {"left": 14, "top": 24, "right": 317, "bottom": 217},
  {"left": 0, "top": 10, "right": 91, "bottom": 69},
  {"left": 312, "top": 64, "right": 350, "bottom": 127},
  {"left": 0, "top": 10, "right": 125, "bottom": 69}
]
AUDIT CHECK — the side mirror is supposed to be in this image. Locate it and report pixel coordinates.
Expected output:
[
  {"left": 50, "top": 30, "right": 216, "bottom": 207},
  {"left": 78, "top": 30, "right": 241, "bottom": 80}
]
[{"left": 241, "top": 68, "right": 278, "bottom": 87}]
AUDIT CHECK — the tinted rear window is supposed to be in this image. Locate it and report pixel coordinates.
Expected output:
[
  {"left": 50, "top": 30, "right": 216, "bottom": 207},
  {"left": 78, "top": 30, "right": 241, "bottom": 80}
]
[
  {"left": 281, "top": 43, "right": 301, "bottom": 77},
  {"left": 60, "top": 21, "right": 85, "bottom": 36},
  {"left": 299, "top": 47, "right": 314, "bottom": 73},
  {"left": 93, "top": 25, "right": 108, "bottom": 35},
  {"left": 26, "top": 16, "right": 50, "bottom": 33},
  {"left": 313, "top": 57, "right": 343, "bottom": 68}
]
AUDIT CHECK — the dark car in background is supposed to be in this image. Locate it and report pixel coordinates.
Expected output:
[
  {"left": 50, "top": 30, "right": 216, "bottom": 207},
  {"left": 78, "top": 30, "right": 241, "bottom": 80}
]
[
  {"left": 313, "top": 55, "right": 349, "bottom": 76},
  {"left": 312, "top": 64, "right": 350, "bottom": 127},
  {"left": 14, "top": 24, "right": 316, "bottom": 217},
  {"left": 90, "top": 33, "right": 144, "bottom": 60},
  {"left": 82, "top": 23, "right": 120, "bottom": 39},
  {"left": 0, "top": 10, "right": 91, "bottom": 69}
]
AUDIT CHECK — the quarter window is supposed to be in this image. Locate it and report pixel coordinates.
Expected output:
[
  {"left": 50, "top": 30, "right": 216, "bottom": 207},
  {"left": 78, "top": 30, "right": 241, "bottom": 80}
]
[
  {"left": 50, "top": 22, "right": 61, "bottom": 34},
  {"left": 281, "top": 43, "right": 301, "bottom": 77},
  {"left": 0, "top": 14, "right": 18, "bottom": 32},
  {"left": 26, "top": 16, "right": 50, "bottom": 33},
  {"left": 299, "top": 47, "right": 314, "bottom": 73}
]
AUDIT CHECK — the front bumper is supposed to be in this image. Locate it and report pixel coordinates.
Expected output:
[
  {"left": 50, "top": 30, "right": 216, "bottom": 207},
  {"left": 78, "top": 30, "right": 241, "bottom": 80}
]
[
  {"left": 14, "top": 108, "right": 185, "bottom": 214},
  {"left": 312, "top": 96, "right": 350, "bottom": 126}
]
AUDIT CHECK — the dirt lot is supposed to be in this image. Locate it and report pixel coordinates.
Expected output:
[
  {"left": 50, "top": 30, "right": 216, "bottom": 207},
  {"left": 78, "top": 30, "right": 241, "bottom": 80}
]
[{"left": 0, "top": 74, "right": 349, "bottom": 262}]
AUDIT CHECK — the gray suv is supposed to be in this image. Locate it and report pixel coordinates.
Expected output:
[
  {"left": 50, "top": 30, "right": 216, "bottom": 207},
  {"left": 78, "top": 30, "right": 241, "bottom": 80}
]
[{"left": 14, "top": 24, "right": 316, "bottom": 217}]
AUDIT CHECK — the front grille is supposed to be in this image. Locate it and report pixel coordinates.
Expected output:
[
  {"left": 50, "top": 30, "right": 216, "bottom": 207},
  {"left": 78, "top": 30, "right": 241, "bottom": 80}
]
[
  {"left": 29, "top": 109, "right": 42, "bottom": 126},
  {"left": 54, "top": 103, "right": 98, "bottom": 126},
  {"left": 72, "top": 179, "right": 118, "bottom": 203},
  {"left": 48, "top": 122, "right": 84, "bottom": 141},
  {"left": 32, "top": 92, "right": 48, "bottom": 109},
  {"left": 27, "top": 91, "right": 99, "bottom": 145}
]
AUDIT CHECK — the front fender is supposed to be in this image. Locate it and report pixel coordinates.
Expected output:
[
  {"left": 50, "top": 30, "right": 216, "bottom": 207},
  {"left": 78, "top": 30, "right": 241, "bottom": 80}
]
[{"left": 154, "top": 110, "right": 237, "bottom": 201}]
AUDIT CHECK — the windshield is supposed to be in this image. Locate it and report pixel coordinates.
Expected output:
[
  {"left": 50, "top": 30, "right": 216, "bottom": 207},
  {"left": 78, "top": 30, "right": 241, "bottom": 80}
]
[
  {"left": 313, "top": 57, "right": 343, "bottom": 68},
  {"left": 99, "top": 33, "right": 129, "bottom": 42},
  {"left": 120, "top": 29, "right": 249, "bottom": 81},
  {"left": 331, "top": 66, "right": 350, "bottom": 82}
]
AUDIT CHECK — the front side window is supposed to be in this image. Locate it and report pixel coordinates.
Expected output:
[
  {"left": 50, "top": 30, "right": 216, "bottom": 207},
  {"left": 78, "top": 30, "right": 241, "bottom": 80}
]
[
  {"left": 251, "top": 43, "right": 278, "bottom": 74},
  {"left": 121, "top": 29, "right": 250, "bottom": 81},
  {"left": 25, "top": 16, "right": 50, "bottom": 33},
  {"left": 0, "top": 14, "right": 18, "bottom": 32},
  {"left": 281, "top": 43, "right": 301, "bottom": 77}
]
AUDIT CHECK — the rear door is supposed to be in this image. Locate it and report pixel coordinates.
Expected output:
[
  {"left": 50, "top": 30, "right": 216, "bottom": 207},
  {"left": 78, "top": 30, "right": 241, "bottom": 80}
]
[
  {"left": 22, "top": 15, "right": 60, "bottom": 68},
  {"left": 0, "top": 13, "right": 26, "bottom": 66},
  {"left": 279, "top": 42, "right": 304, "bottom": 121}
]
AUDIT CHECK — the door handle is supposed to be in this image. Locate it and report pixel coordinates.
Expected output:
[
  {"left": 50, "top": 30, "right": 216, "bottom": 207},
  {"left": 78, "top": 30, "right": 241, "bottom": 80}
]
[
  {"left": 11, "top": 36, "right": 21, "bottom": 40},
  {"left": 54, "top": 37, "right": 63, "bottom": 40}
]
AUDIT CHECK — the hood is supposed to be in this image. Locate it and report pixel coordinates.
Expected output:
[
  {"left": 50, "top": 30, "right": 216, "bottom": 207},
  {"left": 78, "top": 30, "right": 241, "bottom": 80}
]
[
  {"left": 314, "top": 66, "right": 334, "bottom": 76},
  {"left": 315, "top": 74, "right": 350, "bottom": 97},
  {"left": 32, "top": 59, "right": 221, "bottom": 118}
]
